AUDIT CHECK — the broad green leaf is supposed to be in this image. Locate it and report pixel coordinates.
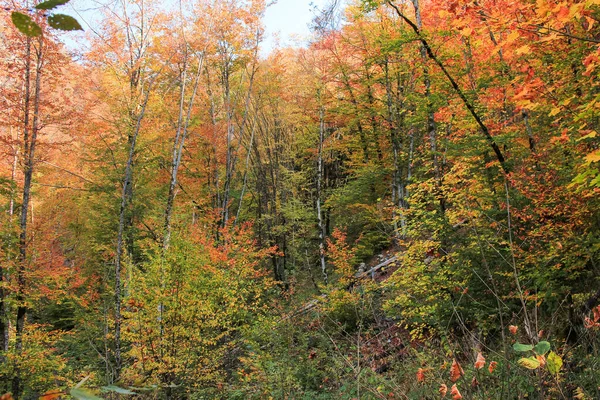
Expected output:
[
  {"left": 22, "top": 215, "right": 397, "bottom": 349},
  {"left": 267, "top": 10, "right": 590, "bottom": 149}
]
[
  {"left": 70, "top": 388, "right": 104, "bottom": 400},
  {"left": 513, "top": 343, "right": 534, "bottom": 352},
  {"left": 35, "top": 0, "right": 71, "bottom": 10},
  {"left": 547, "top": 351, "right": 563, "bottom": 375},
  {"left": 518, "top": 356, "right": 541, "bottom": 369},
  {"left": 47, "top": 14, "right": 83, "bottom": 31},
  {"left": 101, "top": 386, "right": 137, "bottom": 395},
  {"left": 534, "top": 341, "right": 551, "bottom": 355},
  {"left": 11, "top": 12, "right": 42, "bottom": 37}
]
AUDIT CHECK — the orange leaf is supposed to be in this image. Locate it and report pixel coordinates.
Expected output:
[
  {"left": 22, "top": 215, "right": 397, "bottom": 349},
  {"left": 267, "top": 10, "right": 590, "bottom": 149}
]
[
  {"left": 451, "top": 384, "right": 463, "bottom": 400},
  {"left": 474, "top": 352, "right": 486, "bottom": 369},
  {"left": 461, "top": 27, "right": 473, "bottom": 37},
  {"left": 40, "top": 391, "right": 63, "bottom": 400},
  {"left": 439, "top": 383, "right": 448, "bottom": 397},
  {"left": 537, "top": 355, "right": 547, "bottom": 367},
  {"left": 557, "top": 6, "right": 570, "bottom": 23},
  {"left": 450, "top": 359, "right": 464, "bottom": 382}
]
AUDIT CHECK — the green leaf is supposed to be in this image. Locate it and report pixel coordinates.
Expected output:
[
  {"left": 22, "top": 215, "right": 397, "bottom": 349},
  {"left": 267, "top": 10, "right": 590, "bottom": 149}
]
[
  {"left": 518, "top": 356, "right": 541, "bottom": 370},
  {"left": 101, "top": 385, "right": 137, "bottom": 395},
  {"left": 534, "top": 341, "right": 551, "bottom": 355},
  {"left": 35, "top": 0, "right": 71, "bottom": 10},
  {"left": 47, "top": 14, "right": 83, "bottom": 31},
  {"left": 11, "top": 12, "right": 42, "bottom": 37},
  {"left": 513, "top": 343, "right": 534, "bottom": 352},
  {"left": 547, "top": 351, "right": 563, "bottom": 375},
  {"left": 70, "top": 388, "right": 104, "bottom": 400}
]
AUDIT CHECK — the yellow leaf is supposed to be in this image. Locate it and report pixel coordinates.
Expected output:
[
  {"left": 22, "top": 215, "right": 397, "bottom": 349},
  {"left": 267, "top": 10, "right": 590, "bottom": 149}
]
[
  {"left": 574, "top": 387, "right": 586, "bottom": 399},
  {"left": 579, "top": 131, "right": 598, "bottom": 141},
  {"left": 570, "top": 3, "right": 585, "bottom": 19},
  {"left": 536, "top": 0, "right": 550, "bottom": 16},
  {"left": 516, "top": 45, "right": 531, "bottom": 55},
  {"left": 586, "top": 16, "right": 596, "bottom": 31},
  {"left": 438, "top": 10, "right": 450, "bottom": 19},
  {"left": 547, "top": 351, "right": 563, "bottom": 375},
  {"left": 506, "top": 31, "right": 520, "bottom": 44},
  {"left": 461, "top": 27, "right": 473, "bottom": 37},
  {"left": 518, "top": 356, "right": 541, "bottom": 369},
  {"left": 549, "top": 107, "right": 561, "bottom": 116},
  {"left": 585, "top": 150, "right": 600, "bottom": 163}
]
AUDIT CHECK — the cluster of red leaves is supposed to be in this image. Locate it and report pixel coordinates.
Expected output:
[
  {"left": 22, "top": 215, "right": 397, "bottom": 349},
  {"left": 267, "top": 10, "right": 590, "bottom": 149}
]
[
  {"left": 419, "top": 353, "right": 498, "bottom": 398},
  {"left": 584, "top": 306, "right": 600, "bottom": 329}
]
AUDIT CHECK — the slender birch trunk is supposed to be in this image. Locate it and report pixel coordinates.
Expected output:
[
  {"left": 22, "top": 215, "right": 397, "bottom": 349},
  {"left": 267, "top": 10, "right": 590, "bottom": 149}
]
[
  {"left": 317, "top": 105, "right": 328, "bottom": 285},
  {"left": 13, "top": 34, "right": 42, "bottom": 399},
  {"left": 163, "top": 52, "right": 203, "bottom": 250},
  {"left": 0, "top": 126, "right": 18, "bottom": 354},
  {"left": 114, "top": 81, "right": 153, "bottom": 381},
  {"left": 411, "top": 0, "right": 445, "bottom": 213}
]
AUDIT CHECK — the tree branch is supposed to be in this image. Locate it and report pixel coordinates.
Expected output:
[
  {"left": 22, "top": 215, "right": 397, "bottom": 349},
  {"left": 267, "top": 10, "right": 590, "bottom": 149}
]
[{"left": 385, "top": 0, "right": 509, "bottom": 174}]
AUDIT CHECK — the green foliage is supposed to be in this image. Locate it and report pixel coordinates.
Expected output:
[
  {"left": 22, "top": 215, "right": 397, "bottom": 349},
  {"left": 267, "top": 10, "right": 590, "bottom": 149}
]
[
  {"left": 11, "top": 12, "right": 42, "bottom": 37},
  {"left": 534, "top": 341, "right": 551, "bottom": 356},
  {"left": 47, "top": 14, "right": 83, "bottom": 31},
  {"left": 513, "top": 343, "right": 534, "bottom": 352},
  {"left": 70, "top": 388, "right": 104, "bottom": 400},
  {"left": 546, "top": 351, "right": 563, "bottom": 375},
  {"left": 35, "top": 0, "right": 71, "bottom": 10},
  {"left": 10, "top": 0, "right": 81, "bottom": 37},
  {"left": 0, "top": 325, "right": 71, "bottom": 396}
]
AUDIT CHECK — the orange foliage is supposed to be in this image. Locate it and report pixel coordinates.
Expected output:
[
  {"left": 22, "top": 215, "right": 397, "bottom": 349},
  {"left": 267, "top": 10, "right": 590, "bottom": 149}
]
[
  {"left": 474, "top": 352, "right": 486, "bottom": 370},
  {"left": 450, "top": 384, "right": 462, "bottom": 399},
  {"left": 450, "top": 359, "right": 464, "bottom": 382},
  {"left": 439, "top": 383, "right": 448, "bottom": 397}
]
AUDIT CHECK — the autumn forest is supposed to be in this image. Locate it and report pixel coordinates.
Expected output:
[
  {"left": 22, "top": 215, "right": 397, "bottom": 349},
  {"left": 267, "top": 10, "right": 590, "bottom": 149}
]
[{"left": 0, "top": 0, "right": 599, "bottom": 398}]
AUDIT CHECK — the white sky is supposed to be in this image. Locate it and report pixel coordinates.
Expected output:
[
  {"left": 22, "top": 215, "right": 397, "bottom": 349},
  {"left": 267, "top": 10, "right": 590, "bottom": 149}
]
[
  {"left": 263, "top": 0, "right": 328, "bottom": 51},
  {"left": 59, "top": 0, "right": 330, "bottom": 56}
]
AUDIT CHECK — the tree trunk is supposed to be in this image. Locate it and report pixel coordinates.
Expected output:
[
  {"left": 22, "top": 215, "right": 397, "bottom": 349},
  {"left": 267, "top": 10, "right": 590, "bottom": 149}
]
[
  {"left": 411, "top": 0, "right": 445, "bottom": 213},
  {"left": 0, "top": 126, "right": 18, "bottom": 354},
  {"left": 317, "top": 105, "right": 328, "bottom": 285},
  {"left": 220, "top": 36, "right": 259, "bottom": 229},
  {"left": 114, "top": 81, "right": 153, "bottom": 381},
  {"left": 13, "top": 35, "right": 42, "bottom": 400},
  {"left": 164, "top": 52, "right": 203, "bottom": 250}
]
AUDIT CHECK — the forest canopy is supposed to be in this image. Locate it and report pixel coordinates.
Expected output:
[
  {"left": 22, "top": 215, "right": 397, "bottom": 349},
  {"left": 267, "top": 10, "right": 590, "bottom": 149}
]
[{"left": 0, "top": 0, "right": 599, "bottom": 398}]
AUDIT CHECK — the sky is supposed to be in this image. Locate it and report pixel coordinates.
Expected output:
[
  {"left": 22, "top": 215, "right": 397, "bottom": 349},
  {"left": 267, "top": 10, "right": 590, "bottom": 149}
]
[
  {"left": 60, "top": 0, "right": 330, "bottom": 56},
  {"left": 262, "top": 0, "right": 329, "bottom": 51}
]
